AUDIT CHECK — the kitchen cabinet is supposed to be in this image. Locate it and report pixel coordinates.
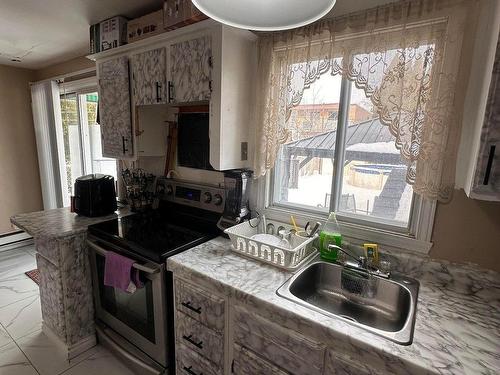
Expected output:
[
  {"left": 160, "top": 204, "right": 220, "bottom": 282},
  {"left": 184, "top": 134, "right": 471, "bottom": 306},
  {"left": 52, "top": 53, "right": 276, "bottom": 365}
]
[
  {"left": 457, "top": 2, "right": 500, "bottom": 200},
  {"left": 171, "top": 272, "right": 389, "bottom": 375},
  {"left": 169, "top": 35, "right": 212, "bottom": 103},
  {"left": 325, "top": 350, "right": 376, "bottom": 375},
  {"left": 97, "top": 56, "right": 134, "bottom": 158},
  {"left": 131, "top": 47, "right": 167, "bottom": 105},
  {"left": 232, "top": 344, "right": 288, "bottom": 375},
  {"left": 88, "top": 20, "right": 257, "bottom": 169},
  {"left": 468, "top": 33, "right": 500, "bottom": 200},
  {"left": 135, "top": 106, "right": 170, "bottom": 157},
  {"left": 173, "top": 279, "right": 225, "bottom": 374}
]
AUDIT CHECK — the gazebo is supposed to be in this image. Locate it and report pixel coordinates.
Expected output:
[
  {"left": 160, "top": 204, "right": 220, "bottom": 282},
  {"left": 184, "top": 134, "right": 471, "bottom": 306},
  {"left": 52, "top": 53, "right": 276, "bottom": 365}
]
[{"left": 279, "top": 118, "right": 409, "bottom": 219}]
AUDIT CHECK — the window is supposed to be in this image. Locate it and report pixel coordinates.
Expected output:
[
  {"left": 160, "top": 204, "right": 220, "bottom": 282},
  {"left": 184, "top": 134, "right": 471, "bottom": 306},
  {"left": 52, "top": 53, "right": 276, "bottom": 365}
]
[
  {"left": 60, "top": 88, "right": 117, "bottom": 203},
  {"left": 271, "top": 74, "right": 414, "bottom": 230}
]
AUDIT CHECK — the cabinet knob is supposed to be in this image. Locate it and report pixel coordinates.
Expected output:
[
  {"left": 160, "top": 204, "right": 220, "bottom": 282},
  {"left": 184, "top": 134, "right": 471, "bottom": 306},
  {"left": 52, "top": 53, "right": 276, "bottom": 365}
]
[
  {"left": 203, "top": 192, "right": 212, "bottom": 203},
  {"left": 213, "top": 194, "right": 223, "bottom": 206}
]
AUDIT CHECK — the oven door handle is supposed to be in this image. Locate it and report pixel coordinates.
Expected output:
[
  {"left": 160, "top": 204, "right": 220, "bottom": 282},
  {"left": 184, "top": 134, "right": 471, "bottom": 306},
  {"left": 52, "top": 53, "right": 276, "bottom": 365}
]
[{"left": 87, "top": 240, "right": 160, "bottom": 274}]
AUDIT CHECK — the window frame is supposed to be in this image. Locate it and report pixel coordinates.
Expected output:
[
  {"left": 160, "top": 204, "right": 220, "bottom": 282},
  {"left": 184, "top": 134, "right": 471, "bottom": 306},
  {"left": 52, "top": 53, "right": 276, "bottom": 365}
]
[{"left": 260, "top": 76, "right": 436, "bottom": 254}]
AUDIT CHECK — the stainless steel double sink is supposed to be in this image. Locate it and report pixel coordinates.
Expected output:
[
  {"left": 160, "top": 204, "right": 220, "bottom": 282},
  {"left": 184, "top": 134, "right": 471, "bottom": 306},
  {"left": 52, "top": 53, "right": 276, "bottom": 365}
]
[{"left": 277, "top": 261, "right": 419, "bottom": 345}]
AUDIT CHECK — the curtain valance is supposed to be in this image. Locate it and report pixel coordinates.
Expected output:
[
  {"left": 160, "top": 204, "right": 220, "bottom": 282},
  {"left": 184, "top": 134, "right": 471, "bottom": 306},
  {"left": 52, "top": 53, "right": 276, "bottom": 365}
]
[{"left": 254, "top": 0, "right": 475, "bottom": 202}]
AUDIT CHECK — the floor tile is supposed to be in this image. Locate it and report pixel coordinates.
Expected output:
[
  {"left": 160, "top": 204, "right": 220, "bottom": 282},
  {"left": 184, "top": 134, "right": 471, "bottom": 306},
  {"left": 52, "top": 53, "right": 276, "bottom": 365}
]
[
  {"left": 0, "top": 295, "right": 42, "bottom": 340},
  {"left": 0, "top": 341, "right": 38, "bottom": 375},
  {"left": 22, "top": 246, "right": 37, "bottom": 258},
  {"left": 17, "top": 329, "right": 97, "bottom": 375},
  {"left": 61, "top": 346, "right": 135, "bottom": 375},
  {"left": 0, "top": 273, "right": 39, "bottom": 308},
  {"left": 0, "top": 325, "right": 13, "bottom": 349},
  {"left": 0, "top": 250, "right": 37, "bottom": 279}
]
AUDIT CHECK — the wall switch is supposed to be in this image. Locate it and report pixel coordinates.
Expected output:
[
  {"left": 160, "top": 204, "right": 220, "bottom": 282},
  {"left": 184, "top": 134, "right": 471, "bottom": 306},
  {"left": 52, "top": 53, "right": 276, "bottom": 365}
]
[{"left": 241, "top": 142, "right": 248, "bottom": 161}]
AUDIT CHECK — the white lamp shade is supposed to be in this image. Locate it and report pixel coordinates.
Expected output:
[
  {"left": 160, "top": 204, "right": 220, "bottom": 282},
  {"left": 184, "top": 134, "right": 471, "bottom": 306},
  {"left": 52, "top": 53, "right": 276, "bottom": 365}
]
[{"left": 191, "top": 0, "right": 337, "bottom": 31}]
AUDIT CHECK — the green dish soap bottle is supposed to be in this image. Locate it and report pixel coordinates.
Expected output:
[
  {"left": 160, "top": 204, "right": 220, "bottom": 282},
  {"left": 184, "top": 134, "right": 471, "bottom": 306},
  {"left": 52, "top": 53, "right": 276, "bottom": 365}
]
[{"left": 319, "top": 212, "right": 342, "bottom": 261}]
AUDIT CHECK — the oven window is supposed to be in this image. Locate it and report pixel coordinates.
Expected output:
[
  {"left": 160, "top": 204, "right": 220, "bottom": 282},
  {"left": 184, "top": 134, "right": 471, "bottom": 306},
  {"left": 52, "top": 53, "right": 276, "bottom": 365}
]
[{"left": 96, "top": 255, "right": 156, "bottom": 342}]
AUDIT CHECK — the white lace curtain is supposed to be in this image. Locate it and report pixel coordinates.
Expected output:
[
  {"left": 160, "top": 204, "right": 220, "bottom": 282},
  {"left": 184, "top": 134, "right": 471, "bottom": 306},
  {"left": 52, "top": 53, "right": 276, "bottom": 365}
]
[{"left": 254, "top": 0, "right": 474, "bottom": 202}]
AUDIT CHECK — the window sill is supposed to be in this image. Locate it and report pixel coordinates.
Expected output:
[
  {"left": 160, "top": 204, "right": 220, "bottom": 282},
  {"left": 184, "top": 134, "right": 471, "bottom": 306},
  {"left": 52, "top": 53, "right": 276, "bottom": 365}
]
[{"left": 261, "top": 205, "right": 433, "bottom": 255}]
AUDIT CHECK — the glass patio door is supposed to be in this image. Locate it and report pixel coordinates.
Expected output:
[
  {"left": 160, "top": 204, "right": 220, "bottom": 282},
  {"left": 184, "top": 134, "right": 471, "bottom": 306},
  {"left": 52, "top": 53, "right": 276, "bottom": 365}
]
[{"left": 60, "top": 88, "right": 117, "bottom": 205}]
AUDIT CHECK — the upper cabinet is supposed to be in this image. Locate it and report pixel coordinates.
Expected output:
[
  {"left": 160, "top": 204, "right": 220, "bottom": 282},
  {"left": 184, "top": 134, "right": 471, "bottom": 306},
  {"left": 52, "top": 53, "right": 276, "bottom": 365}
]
[
  {"left": 89, "top": 20, "right": 257, "bottom": 169},
  {"left": 131, "top": 47, "right": 167, "bottom": 105},
  {"left": 98, "top": 56, "right": 134, "bottom": 159},
  {"left": 169, "top": 35, "right": 212, "bottom": 103},
  {"left": 458, "top": 5, "right": 500, "bottom": 201}
]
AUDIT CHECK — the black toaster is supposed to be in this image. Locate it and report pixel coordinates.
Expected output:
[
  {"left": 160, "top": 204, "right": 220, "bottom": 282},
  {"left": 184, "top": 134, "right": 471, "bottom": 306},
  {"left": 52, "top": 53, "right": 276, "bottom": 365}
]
[{"left": 74, "top": 174, "right": 117, "bottom": 217}]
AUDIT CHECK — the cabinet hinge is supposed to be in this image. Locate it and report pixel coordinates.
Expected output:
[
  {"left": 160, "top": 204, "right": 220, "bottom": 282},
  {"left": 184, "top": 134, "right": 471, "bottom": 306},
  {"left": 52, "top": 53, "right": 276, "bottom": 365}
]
[
  {"left": 231, "top": 359, "right": 234, "bottom": 373},
  {"left": 208, "top": 56, "right": 213, "bottom": 68}
]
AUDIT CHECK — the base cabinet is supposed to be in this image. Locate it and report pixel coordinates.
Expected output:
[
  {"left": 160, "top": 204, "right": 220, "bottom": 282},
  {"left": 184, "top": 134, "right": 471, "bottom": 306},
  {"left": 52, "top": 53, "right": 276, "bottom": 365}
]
[
  {"left": 232, "top": 344, "right": 288, "bottom": 375},
  {"left": 172, "top": 274, "right": 386, "bottom": 375}
]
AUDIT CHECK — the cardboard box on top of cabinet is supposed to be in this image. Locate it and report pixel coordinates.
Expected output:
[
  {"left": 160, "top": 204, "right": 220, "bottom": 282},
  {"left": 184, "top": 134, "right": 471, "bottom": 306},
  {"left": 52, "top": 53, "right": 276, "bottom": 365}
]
[
  {"left": 163, "top": 0, "right": 208, "bottom": 31},
  {"left": 128, "top": 10, "right": 164, "bottom": 43},
  {"left": 100, "top": 16, "right": 128, "bottom": 51}
]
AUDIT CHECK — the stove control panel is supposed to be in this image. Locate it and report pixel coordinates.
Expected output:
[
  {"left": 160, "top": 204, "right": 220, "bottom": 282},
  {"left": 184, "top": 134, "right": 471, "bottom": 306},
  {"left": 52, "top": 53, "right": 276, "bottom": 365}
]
[{"left": 156, "top": 178, "right": 225, "bottom": 213}]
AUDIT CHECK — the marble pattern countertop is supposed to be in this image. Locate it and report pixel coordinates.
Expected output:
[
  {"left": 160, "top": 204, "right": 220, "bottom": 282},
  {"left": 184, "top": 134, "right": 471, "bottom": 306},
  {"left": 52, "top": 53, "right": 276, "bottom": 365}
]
[
  {"left": 10, "top": 207, "right": 131, "bottom": 239},
  {"left": 168, "top": 237, "right": 500, "bottom": 375}
]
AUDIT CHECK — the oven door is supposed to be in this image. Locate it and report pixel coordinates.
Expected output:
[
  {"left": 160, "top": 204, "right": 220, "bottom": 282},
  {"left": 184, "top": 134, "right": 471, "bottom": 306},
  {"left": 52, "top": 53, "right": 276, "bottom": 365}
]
[{"left": 87, "top": 239, "right": 168, "bottom": 367}]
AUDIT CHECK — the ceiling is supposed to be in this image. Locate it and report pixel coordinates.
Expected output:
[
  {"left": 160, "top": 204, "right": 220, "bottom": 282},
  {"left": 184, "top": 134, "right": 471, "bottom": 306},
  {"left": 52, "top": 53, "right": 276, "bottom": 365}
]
[{"left": 0, "top": 0, "right": 395, "bottom": 70}]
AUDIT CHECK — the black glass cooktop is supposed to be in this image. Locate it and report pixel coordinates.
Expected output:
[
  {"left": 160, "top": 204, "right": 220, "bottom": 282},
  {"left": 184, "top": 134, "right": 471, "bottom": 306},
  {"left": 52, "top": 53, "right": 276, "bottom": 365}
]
[{"left": 88, "top": 208, "right": 220, "bottom": 263}]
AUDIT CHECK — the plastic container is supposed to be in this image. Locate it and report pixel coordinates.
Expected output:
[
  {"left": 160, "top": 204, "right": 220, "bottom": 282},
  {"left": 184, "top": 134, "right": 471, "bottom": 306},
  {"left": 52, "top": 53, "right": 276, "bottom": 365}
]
[{"left": 319, "top": 212, "right": 342, "bottom": 261}]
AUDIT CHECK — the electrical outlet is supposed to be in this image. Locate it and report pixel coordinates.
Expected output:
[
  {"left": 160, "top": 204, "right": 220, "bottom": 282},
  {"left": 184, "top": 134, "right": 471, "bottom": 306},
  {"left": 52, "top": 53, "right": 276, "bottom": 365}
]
[{"left": 241, "top": 142, "right": 248, "bottom": 161}]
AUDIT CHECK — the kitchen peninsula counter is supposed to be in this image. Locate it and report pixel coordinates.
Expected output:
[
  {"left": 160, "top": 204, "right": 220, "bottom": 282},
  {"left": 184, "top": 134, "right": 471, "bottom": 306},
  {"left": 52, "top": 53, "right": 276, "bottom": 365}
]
[{"left": 10, "top": 207, "right": 131, "bottom": 360}]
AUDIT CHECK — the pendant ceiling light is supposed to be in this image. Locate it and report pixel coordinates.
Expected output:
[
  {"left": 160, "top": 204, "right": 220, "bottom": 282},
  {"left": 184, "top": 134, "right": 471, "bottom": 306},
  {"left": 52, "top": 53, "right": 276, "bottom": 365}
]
[{"left": 191, "top": 0, "right": 337, "bottom": 31}]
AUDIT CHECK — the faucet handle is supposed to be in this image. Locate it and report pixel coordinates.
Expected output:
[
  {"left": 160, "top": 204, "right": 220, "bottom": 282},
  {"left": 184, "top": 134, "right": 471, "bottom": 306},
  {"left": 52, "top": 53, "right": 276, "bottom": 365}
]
[{"left": 378, "top": 260, "right": 391, "bottom": 275}]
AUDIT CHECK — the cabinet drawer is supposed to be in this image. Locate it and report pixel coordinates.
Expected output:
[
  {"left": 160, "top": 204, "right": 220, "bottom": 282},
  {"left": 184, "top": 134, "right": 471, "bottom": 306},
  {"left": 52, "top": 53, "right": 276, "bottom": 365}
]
[
  {"left": 176, "top": 312, "right": 224, "bottom": 366},
  {"left": 175, "top": 279, "right": 225, "bottom": 333},
  {"left": 233, "top": 307, "right": 325, "bottom": 375},
  {"left": 233, "top": 344, "right": 288, "bottom": 375},
  {"left": 177, "top": 343, "right": 222, "bottom": 375},
  {"left": 325, "top": 349, "right": 383, "bottom": 375}
]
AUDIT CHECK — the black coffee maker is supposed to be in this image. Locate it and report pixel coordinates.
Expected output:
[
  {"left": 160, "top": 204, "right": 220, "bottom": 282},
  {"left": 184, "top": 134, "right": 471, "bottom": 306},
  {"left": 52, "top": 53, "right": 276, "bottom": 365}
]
[{"left": 217, "top": 170, "right": 253, "bottom": 230}]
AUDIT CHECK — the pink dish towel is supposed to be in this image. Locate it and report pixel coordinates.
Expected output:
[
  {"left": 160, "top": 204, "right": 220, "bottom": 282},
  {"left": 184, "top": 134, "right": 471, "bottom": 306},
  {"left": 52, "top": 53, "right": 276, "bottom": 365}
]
[{"left": 103, "top": 251, "right": 144, "bottom": 293}]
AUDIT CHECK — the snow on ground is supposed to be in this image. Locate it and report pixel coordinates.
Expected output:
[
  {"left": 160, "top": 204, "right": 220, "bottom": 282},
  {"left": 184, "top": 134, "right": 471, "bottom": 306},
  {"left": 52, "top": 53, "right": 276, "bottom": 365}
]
[{"left": 286, "top": 173, "right": 412, "bottom": 225}]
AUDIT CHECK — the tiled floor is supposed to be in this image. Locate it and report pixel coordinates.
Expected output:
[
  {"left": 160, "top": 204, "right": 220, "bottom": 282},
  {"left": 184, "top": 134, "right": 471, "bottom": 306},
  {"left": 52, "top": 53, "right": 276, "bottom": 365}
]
[{"left": 0, "top": 244, "right": 134, "bottom": 375}]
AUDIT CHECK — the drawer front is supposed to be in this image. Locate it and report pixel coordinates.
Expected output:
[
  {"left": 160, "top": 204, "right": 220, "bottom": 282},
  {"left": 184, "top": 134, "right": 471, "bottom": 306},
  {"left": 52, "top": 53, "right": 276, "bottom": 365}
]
[
  {"left": 175, "top": 279, "right": 225, "bottom": 333},
  {"left": 325, "top": 349, "right": 373, "bottom": 375},
  {"left": 177, "top": 343, "right": 222, "bottom": 375},
  {"left": 176, "top": 312, "right": 224, "bottom": 366},
  {"left": 233, "top": 344, "right": 289, "bottom": 375},
  {"left": 233, "top": 307, "right": 325, "bottom": 375}
]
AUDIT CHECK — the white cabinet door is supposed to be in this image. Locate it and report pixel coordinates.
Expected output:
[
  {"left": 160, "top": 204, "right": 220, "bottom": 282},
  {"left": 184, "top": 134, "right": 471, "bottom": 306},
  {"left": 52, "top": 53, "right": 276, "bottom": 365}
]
[
  {"left": 170, "top": 35, "right": 212, "bottom": 103},
  {"left": 470, "top": 36, "right": 500, "bottom": 199},
  {"left": 98, "top": 56, "right": 133, "bottom": 158},
  {"left": 131, "top": 48, "right": 167, "bottom": 105}
]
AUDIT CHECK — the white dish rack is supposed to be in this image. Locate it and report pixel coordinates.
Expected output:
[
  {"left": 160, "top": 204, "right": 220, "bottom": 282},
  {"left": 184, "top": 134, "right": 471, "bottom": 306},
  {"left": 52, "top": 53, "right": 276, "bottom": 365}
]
[{"left": 224, "top": 218, "right": 318, "bottom": 270}]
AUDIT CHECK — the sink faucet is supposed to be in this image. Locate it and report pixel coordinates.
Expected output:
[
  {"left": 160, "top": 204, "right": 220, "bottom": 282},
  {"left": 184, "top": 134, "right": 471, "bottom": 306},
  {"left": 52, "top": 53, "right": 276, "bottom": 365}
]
[{"left": 328, "top": 244, "right": 390, "bottom": 278}]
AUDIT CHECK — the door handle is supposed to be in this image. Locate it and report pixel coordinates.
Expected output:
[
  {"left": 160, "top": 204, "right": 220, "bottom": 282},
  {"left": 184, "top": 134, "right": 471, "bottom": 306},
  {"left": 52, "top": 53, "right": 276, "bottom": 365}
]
[
  {"left": 483, "top": 144, "right": 496, "bottom": 185},
  {"left": 122, "top": 136, "right": 128, "bottom": 154},
  {"left": 182, "top": 334, "right": 203, "bottom": 349},
  {"left": 155, "top": 82, "right": 162, "bottom": 102},
  {"left": 87, "top": 240, "right": 160, "bottom": 274},
  {"left": 167, "top": 81, "right": 174, "bottom": 103},
  {"left": 183, "top": 366, "right": 201, "bottom": 375},
  {"left": 181, "top": 301, "right": 201, "bottom": 314}
]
